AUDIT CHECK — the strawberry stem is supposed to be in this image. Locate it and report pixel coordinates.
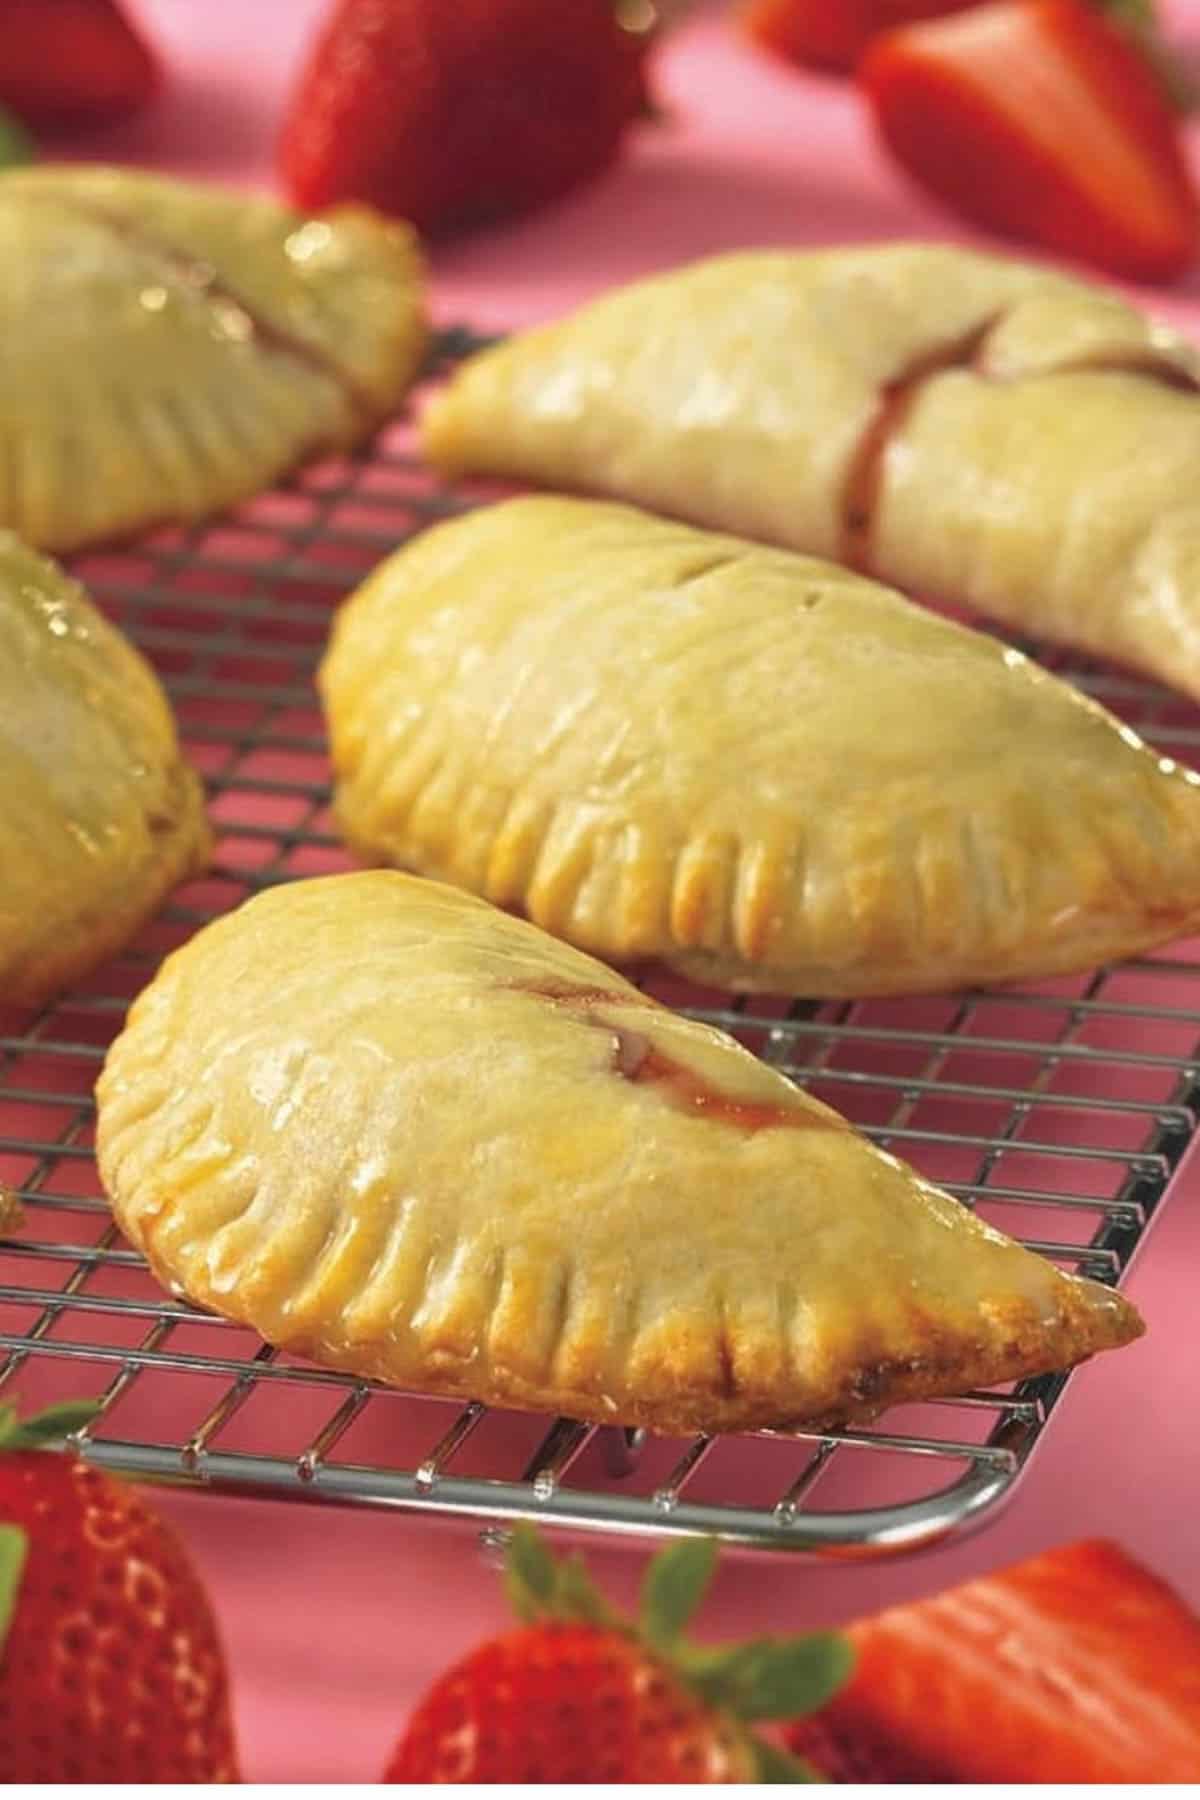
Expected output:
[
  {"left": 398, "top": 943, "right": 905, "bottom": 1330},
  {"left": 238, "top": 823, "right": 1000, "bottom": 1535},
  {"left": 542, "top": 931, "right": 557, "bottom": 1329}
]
[
  {"left": 0, "top": 1524, "right": 27, "bottom": 1662},
  {"left": 0, "top": 1398, "right": 101, "bottom": 1452},
  {"left": 616, "top": 0, "right": 658, "bottom": 31},
  {"left": 505, "top": 1526, "right": 623, "bottom": 1630},
  {"left": 503, "top": 1526, "right": 852, "bottom": 1777},
  {"left": 682, "top": 1633, "right": 856, "bottom": 1721}
]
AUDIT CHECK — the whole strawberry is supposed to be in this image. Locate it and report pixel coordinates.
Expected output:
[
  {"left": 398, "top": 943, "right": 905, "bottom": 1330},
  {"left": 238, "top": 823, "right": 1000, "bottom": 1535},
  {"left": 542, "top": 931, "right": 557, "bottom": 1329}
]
[
  {"left": 385, "top": 1526, "right": 851, "bottom": 1781},
  {"left": 0, "top": 0, "right": 160, "bottom": 127},
  {"left": 786, "top": 1539, "right": 1200, "bottom": 1781},
  {"left": 278, "top": 0, "right": 653, "bottom": 235},
  {"left": 0, "top": 1401, "right": 238, "bottom": 1783}
]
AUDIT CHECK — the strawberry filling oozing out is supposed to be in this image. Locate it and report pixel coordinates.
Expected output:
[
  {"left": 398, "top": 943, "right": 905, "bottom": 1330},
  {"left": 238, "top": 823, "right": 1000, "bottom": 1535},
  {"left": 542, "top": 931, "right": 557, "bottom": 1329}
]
[
  {"left": 510, "top": 980, "right": 838, "bottom": 1134},
  {"left": 840, "top": 308, "right": 1200, "bottom": 574},
  {"left": 840, "top": 317, "right": 998, "bottom": 569},
  {"left": 612, "top": 1034, "right": 835, "bottom": 1133}
]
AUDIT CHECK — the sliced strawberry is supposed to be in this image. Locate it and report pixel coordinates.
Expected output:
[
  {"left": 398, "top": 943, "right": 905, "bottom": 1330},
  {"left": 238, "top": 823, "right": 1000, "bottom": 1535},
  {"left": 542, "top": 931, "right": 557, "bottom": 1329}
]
[
  {"left": 860, "top": 0, "right": 1199, "bottom": 282},
  {"left": 788, "top": 1540, "right": 1200, "bottom": 1782},
  {"left": 740, "top": 1, "right": 977, "bottom": 74},
  {"left": 0, "top": 0, "right": 159, "bottom": 127}
]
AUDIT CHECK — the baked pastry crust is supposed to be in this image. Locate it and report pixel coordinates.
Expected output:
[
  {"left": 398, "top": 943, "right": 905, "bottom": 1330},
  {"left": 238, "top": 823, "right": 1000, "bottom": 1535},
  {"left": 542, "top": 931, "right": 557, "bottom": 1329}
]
[
  {"left": 424, "top": 242, "right": 1200, "bottom": 698},
  {"left": 318, "top": 496, "right": 1200, "bottom": 997},
  {"left": 0, "top": 1186, "right": 20, "bottom": 1237},
  {"left": 0, "top": 532, "right": 209, "bottom": 1005},
  {"left": 0, "top": 165, "right": 427, "bottom": 550},
  {"left": 95, "top": 871, "right": 1142, "bottom": 1436}
]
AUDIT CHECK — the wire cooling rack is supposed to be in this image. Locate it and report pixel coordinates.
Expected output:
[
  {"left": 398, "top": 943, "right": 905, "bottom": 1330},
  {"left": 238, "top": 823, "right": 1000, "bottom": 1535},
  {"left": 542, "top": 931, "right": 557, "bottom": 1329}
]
[{"left": 0, "top": 329, "right": 1196, "bottom": 1558}]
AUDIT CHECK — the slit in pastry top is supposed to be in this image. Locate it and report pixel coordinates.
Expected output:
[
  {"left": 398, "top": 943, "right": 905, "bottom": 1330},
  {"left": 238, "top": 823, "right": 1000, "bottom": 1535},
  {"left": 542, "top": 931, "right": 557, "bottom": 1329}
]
[
  {"left": 318, "top": 493, "right": 1200, "bottom": 998},
  {"left": 0, "top": 164, "right": 427, "bottom": 551},
  {"left": 95, "top": 870, "right": 1143, "bottom": 1438},
  {"left": 423, "top": 241, "right": 1200, "bottom": 700},
  {"left": 508, "top": 980, "right": 847, "bottom": 1132}
]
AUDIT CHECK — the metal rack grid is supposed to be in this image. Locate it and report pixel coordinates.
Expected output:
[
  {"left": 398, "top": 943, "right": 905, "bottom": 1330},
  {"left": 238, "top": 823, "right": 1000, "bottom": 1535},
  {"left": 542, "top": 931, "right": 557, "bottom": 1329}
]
[{"left": 0, "top": 329, "right": 1196, "bottom": 1557}]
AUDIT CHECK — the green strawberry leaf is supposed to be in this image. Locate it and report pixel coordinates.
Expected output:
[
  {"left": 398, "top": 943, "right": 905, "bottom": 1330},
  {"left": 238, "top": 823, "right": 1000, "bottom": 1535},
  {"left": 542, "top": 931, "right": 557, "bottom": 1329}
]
[
  {"left": 749, "top": 1735, "right": 824, "bottom": 1783},
  {"left": 686, "top": 1633, "right": 854, "bottom": 1723},
  {"left": 555, "top": 1553, "right": 621, "bottom": 1631},
  {"left": 505, "top": 1527, "right": 625, "bottom": 1631},
  {"left": 0, "top": 107, "right": 33, "bottom": 169},
  {"left": 640, "top": 1536, "right": 718, "bottom": 1648},
  {"left": 0, "top": 1399, "right": 100, "bottom": 1451},
  {"left": 505, "top": 1524, "right": 559, "bottom": 1624},
  {"left": 0, "top": 1525, "right": 28, "bottom": 1662},
  {"left": 742, "top": 1634, "right": 855, "bottom": 1721},
  {"left": 499, "top": 1523, "right": 850, "bottom": 1768}
]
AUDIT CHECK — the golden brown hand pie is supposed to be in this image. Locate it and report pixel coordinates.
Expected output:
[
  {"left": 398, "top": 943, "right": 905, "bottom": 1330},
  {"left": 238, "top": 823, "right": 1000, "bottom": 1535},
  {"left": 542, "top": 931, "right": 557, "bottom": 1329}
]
[
  {"left": 0, "top": 532, "right": 209, "bottom": 1005},
  {"left": 423, "top": 242, "right": 1200, "bottom": 699},
  {"left": 318, "top": 495, "right": 1200, "bottom": 997},
  {"left": 95, "top": 871, "right": 1142, "bottom": 1435},
  {"left": 0, "top": 164, "right": 426, "bottom": 551}
]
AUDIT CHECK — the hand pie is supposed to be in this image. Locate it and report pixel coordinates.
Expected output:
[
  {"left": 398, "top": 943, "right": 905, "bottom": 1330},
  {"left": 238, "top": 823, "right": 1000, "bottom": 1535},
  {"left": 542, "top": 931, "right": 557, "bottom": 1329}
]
[
  {"left": 318, "top": 496, "right": 1200, "bottom": 997},
  {"left": 95, "top": 871, "right": 1142, "bottom": 1435},
  {"left": 0, "top": 165, "right": 426, "bottom": 551},
  {"left": 0, "top": 532, "right": 209, "bottom": 1005},
  {"left": 424, "top": 242, "right": 1200, "bottom": 699}
]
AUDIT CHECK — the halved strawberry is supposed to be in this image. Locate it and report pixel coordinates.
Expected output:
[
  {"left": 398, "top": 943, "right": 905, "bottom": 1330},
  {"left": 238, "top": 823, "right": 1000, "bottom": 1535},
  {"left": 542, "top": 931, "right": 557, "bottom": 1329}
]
[
  {"left": 740, "top": 2, "right": 977, "bottom": 74},
  {"left": 787, "top": 1539, "right": 1200, "bottom": 1781},
  {"left": 860, "top": 0, "right": 1199, "bottom": 281}
]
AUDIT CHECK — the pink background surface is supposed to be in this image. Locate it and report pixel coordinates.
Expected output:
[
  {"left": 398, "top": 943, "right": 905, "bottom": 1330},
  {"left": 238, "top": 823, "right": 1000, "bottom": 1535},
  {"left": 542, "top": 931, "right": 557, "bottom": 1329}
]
[{"left": 41, "top": 0, "right": 1200, "bottom": 1779}]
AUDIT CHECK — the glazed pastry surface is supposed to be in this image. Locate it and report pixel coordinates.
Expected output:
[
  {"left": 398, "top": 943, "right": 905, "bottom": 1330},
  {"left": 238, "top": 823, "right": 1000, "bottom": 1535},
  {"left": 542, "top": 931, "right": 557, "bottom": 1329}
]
[
  {"left": 0, "top": 532, "right": 209, "bottom": 1004},
  {"left": 424, "top": 242, "right": 1200, "bottom": 697},
  {"left": 96, "top": 871, "right": 1142, "bottom": 1435},
  {"left": 0, "top": 164, "right": 426, "bottom": 550},
  {"left": 319, "top": 496, "right": 1200, "bottom": 996}
]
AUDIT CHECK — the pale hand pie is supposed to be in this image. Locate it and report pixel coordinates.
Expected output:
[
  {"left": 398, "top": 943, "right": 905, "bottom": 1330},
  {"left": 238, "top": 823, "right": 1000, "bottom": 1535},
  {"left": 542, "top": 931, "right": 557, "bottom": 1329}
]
[
  {"left": 424, "top": 242, "right": 1200, "bottom": 699},
  {"left": 0, "top": 164, "right": 427, "bottom": 551},
  {"left": 318, "top": 496, "right": 1200, "bottom": 998},
  {"left": 0, "top": 532, "right": 209, "bottom": 1005},
  {"left": 95, "top": 871, "right": 1142, "bottom": 1436}
]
